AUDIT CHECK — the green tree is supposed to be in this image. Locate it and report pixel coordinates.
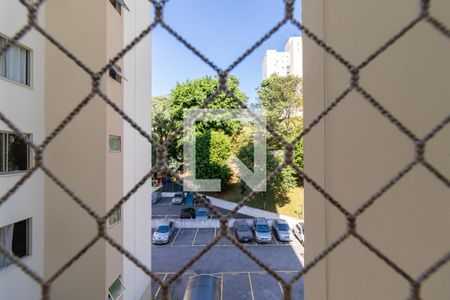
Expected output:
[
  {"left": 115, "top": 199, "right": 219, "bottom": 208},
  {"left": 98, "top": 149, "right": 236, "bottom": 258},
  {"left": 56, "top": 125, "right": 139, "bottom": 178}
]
[
  {"left": 169, "top": 75, "right": 247, "bottom": 135},
  {"left": 152, "top": 95, "right": 175, "bottom": 142},
  {"left": 195, "top": 130, "right": 233, "bottom": 188},
  {"left": 237, "top": 142, "right": 297, "bottom": 207},
  {"left": 257, "top": 74, "right": 303, "bottom": 144}
]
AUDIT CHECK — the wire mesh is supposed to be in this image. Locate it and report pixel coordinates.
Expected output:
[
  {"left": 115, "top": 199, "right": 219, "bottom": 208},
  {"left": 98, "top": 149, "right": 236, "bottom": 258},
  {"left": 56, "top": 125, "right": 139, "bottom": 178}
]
[{"left": 0, "top": 0, "right": 449, "bottom": 299}]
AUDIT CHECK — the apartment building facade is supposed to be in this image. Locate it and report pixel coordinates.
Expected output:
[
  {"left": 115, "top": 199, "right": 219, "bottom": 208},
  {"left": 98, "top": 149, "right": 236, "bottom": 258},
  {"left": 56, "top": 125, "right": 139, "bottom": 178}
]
[
  {"left": 262, "top": 36, "right": 303, "bottom": 80},
  {"left": 0, "top": 0, "right": 151, "bottom": 299},
  {"left": 0, "top": 1, "right": 46, "bottom": 299}
]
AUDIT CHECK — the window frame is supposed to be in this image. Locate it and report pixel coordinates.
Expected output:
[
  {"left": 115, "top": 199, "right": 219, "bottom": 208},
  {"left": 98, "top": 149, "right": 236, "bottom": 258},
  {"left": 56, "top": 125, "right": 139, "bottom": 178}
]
[
  {"left": 108, "top": 135, "right": 122, "bottom": 153},
  {"left": 108, "top": 64, "right": 126, "bottom": 84},
  {"left": 109, "top": 0, "right": 130, "bottom": 14},
  {"left": 0, "top": 131, "right": 32, "bottom": 175},
  {"left": 0, "top": 33, "right": 32, "bottom": 87},
  {"left": 108, "top": 208, "right": 121, "bottom": 227},
  {"left": 108, "top": 275, "right": 126, "bottom": 300},
  {"left": 0, "top": 218, "right": 32, "bottom": 271}
]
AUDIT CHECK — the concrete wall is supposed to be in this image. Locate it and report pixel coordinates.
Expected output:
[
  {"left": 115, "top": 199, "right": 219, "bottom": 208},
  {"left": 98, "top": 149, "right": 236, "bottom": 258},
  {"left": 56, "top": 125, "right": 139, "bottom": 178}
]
[
  {"left": 303, "top": 1, "right": 450, "bottom": 299},
  {"left": 44, "top": 0, "right": 107, "bottom": 299},
  {"left": 0, "top": 1, "right": 45, "bottom": 299},
  {"left": 123, "top": 0, "right": 152, "bottom": 299}
]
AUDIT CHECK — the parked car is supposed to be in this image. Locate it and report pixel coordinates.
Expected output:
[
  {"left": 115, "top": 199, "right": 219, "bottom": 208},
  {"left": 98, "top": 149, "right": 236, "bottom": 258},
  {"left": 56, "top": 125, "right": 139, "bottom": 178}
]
[
  {"left": 180, "top": 207, "right": 196, "bottom": 219},
  {"left": 183, "top": 274, "right": 221, "bottom": 300},
  {"left": 151, "top": 190, "right": 162, "bottom": 204},
  {"left": 196, "top": 207, "right": 209, "bottom": 220},
  {"left": 253, "top": 218, "right": 272, "bottom": 244},
  {"left": 233, "top": 220, "right": 254, "bottom": 243},
  {"left": 152, "top": 221, "right": 175, "bottom": 245},
  {"left": 171, "top": 192, "right": 184, "bottom": 205},
  {"left": 272, "top": 219, "right": 292, "bottom": 242},
  {"left": 293, "top": 223, "right": 304, "bottom": 244},
  {"left": 184, "top": 192, "right": 195, "bottom": 205}
]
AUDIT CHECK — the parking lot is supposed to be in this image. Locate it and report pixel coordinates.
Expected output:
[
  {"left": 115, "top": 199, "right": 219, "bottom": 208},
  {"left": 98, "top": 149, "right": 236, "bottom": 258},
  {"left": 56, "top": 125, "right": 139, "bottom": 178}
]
[
  {"left": 151, "top": 228, "right": 304, "bottom": 299},
  {"left": 153, "top": 197, "right": 253, "bottom": 219}
]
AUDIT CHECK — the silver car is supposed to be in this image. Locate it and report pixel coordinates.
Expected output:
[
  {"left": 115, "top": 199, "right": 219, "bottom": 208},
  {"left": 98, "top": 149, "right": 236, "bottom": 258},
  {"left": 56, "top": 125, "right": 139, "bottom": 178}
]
[
  {"left": 171, "top": 192, "right": 184, "bottom": 205},
  {"left": 293, "top": 223, "right": 304, "bottom": 244},
  {"left": 272, "top": 219, "right": 292, "bottom": 242},
  {"left": 152, "top": 221, "right": 175, "bottom": 245},
  {"left": 253, "top": 218, "right": 272, "bottom": 244}
]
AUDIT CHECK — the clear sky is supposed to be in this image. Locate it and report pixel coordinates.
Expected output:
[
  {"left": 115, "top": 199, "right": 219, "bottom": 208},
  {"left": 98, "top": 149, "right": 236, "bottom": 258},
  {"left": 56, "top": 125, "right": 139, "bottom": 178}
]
[{"left": 152, "top": 0, "right": 302, "bottom": 103}]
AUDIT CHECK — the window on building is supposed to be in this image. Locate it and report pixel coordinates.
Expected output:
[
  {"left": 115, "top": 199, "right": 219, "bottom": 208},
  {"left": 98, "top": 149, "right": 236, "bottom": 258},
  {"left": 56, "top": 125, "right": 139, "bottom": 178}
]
[
  {"left": 108, "top": 135, "right": 121, "bottom": 152},
  {"left": 108, "top": 208, "right": 121, "bottom": 227},
  {"left": 109, "top": 64, "right": 126, "bottom": 83},
  {"left": 0, "top": 219, "right": 31, "bottom": 269},
  {"left": 0, "top": 132, "right": 31, "bottom": 174},
  {"left": 110, "top": 0, "right": 130, "bottom": 14},
  {"left": 108, "top": 276, "right": 125, "bottom": 300},
  {"left": 0, "top": 35, "right": 31, "bottom": 86}
]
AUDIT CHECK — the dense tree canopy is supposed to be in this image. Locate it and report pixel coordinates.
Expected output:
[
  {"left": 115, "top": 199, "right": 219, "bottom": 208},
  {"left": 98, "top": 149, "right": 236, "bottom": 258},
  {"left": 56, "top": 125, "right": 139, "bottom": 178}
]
[
  {"left": 169, "top": 75, "right": 247, "bottom": 135},
  {"left": 237, "top": 142, "right": 297, "bottom": 206},
  {"left": 257, "top": 74, "right": 303, "bottom": 145},
  {"left": 195, "top": 130, "right": 233, "bottom": 188}
]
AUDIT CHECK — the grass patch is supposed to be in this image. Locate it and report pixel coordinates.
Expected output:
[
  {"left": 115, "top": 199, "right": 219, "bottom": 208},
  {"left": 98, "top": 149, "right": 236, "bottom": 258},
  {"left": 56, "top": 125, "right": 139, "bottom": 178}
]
[{"left": 206, "top": 182, "right": 304, "bottom": 219}]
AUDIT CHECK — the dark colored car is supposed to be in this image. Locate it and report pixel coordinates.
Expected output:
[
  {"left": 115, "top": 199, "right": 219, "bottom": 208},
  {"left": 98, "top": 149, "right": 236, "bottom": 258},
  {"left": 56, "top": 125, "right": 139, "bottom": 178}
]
[
  {"left": 183, "top": 274, "right": 221, "bottom": 300},
  {"left": 180, "top": 207, "right": 196, "bottom": 219},
  {"left": 233, "top": 220, "right": 254, "bottom": 243}
]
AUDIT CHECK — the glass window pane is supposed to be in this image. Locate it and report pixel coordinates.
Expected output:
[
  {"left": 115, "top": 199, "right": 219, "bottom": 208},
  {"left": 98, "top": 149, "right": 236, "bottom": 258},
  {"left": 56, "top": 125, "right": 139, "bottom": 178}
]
[
  {"left": 108, "top": 209, "right": 121, "bottom": 226},
  {"left": 0, "top": 37, "right": 6, "bottom": 77},
  {"left": 108, "top": 277, "right": 125, "bottom": 300},
  {"left": 7, "top": 133, "right": 29, "bottom": 172},
  {"left": 5, "top": 43, "right": 29, "bottom": 85},
  {"left": 0, "top": 133, "right": 4, "bottom": 172},
  {"left": 109, "top": 135, "right": 121, "bottom": 152},
  {"left": 12, "top": 219, "right": 28, "bottom": 258}
]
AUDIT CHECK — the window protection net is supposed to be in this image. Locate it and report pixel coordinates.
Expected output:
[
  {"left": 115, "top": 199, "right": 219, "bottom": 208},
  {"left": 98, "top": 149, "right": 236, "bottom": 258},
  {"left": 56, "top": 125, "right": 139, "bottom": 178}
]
[{"left": 0, "top": 0, "right": 449, "bottom": 299}]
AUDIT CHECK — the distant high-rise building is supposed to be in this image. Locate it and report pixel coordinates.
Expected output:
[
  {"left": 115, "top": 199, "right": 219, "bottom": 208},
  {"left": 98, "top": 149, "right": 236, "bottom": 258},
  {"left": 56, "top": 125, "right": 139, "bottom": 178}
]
[{"left": 262, "top": 36, "right": 303, "bottom": 80}]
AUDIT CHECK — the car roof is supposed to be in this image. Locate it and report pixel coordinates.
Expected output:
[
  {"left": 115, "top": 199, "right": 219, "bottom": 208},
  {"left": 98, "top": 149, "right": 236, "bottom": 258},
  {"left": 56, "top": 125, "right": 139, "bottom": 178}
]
[
  {"left": 197, "top": 207, "right": 208, "bottom": 211},
  {"left": 275, "top": 219, "right": 288, "bottom": 224},
  {"left": 159, "top": 221, "right": 172, "bottom": 226},
  {"left": 254, "top": 218, "right": 268, "bottom": 225}
]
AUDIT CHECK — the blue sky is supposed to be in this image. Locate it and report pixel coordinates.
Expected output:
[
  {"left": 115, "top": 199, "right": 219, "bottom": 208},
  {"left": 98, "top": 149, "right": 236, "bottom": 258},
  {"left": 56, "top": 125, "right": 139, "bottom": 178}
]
[{"left": 152, "top": 0, "right": 302, "bottom": 103}]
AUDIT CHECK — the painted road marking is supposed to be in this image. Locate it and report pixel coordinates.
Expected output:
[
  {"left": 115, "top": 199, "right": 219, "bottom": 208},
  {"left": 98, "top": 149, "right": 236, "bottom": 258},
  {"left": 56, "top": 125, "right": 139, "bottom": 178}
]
[
  {"left": 192, "top": 228, "right": 199, "bottom": 246},
  {"left": 171, "top": 228, "right": 181, "bottom": 246},
  {"left": 248, "top": 273, "right": 255, "bottom": 300},
  {"left": 154, "top": 273, "right": 168, "bottom": 298}
]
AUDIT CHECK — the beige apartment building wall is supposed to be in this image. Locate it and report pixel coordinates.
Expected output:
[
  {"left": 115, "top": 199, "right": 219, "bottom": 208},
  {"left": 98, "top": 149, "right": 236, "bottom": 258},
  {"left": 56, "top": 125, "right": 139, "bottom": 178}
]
[
  {"left": 44, "top": 0, "right": 122, "bottom": 299},
  {"left": 303, "top": 1, "right": 450, "bottom": 299},
  {"left": 106, "top": 2, "right": 125, "bottom": 294}
]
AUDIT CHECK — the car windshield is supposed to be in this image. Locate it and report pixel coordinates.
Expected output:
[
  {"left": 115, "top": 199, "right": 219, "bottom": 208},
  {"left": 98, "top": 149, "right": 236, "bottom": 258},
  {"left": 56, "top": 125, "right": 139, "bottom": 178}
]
[
  {"left": 156, "top": 225, "right": 169, "bottom": 233},
  {"left": 256, "top": 224, "right": 269, "bottom": 232},
  {"left": 237, "top": 225, "right": 249, "bottom": 231},
  {"left": 197, "top": 211, "right": 207, "bottom": 216},
  {"left": 277, "top": 224, "right": 290, "bottom": 231}
]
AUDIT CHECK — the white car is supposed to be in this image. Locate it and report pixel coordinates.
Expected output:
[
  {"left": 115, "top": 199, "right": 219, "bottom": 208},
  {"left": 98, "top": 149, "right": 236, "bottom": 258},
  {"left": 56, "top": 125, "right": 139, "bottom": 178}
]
[
  {"left": 171, "top": 192, "right": 184, "bottom": 205},
  {"left": 293, "top": 223, "right": 304, "bottom": 244}
]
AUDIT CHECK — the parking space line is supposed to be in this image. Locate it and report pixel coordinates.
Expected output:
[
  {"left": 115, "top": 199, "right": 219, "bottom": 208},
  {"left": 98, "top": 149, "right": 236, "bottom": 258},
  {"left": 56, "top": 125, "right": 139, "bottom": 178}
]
[
  {"left": 214, "top": 228, "right": 217, "bottom": 238},
  {"left": 192, "top": 228, "right": 199, "bottom": 246},
  {"left": 220, "top": 272, "right": 224, "bottom": 300},
  {"left": 248, "top": 272, "right": 255, "bottom": 300},
  {"left": 154, "top": 273, "right": 168, "bottom": 298},
  {"left": 272, "top": 232, "right": 279, "bottom": 245},
  {"left": 171, "top": 228, "right": 181, "bottom": 246},
  {"left": 278, "top": 280, "right": 284, "bottom": 296}
]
